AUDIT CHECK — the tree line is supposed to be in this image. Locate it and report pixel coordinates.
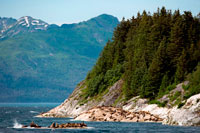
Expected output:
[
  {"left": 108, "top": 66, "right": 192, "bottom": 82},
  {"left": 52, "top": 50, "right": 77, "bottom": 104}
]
[{"left": 82, "top": 7, "right": 200, "bottom": 101}]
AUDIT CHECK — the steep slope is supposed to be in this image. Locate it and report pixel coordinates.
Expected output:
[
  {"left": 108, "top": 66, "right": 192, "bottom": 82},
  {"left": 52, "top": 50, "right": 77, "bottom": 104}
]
[
  {"left": 38, "top": 80, "right": 200, "bottom": 126},
  {"left": 38, "top": 8, "right": 200, "bottom": 126},
  {"left": 0, "top": 14, "right": 119, "bottom": 102},
  {"left": 81, "top": 8, "right": 200, "bottom": 101}
]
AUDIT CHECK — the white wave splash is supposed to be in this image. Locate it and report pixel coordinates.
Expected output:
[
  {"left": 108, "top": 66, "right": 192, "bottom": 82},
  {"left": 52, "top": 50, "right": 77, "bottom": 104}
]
[
  {"left": 5, "top": 111, "right": 11, "bottom": 114},
  {"left": 87, "top": 127, "right": 95, "bottom": 129},
  {"left": 30, "top": 111, "right": 38, "bottom": 113},
  {"left": 13, "top": 119, "right": 23, "bottom": 128},
  {"left": 69, "top": 119, "right": 77, "bottom": 121}
]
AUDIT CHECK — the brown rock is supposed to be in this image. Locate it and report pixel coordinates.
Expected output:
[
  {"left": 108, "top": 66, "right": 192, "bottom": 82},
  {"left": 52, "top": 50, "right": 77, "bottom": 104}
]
[
  {"left": 66, "top": 123, "right": 71, "bottom": 127},
  {"left": 139, "top": 118, "right": 144, "bottom": 122},
  {"left": 59, "top": 124, "right": 65, "bottom": 128},
  {"left": 144, "top": 114, "right": 151, "bottom": 120},
  {"left": 132, "top": 117, "right": 138, "bottom": 122},
  {"left": 76, "top": 123, "right": 81, "bottom": 127},
  {"left": 22, "top": 125, "right": 28, "bottom": 128},
  {"left": 98, "top": 118, "right": 104, "bottom": 121},
  {"left": 50, "top": 122, "right": 55, "bottom": 128},
  {"left": 71, "top": 123, "right": 75, "bottom": 127},
  {"left": 80, "top": 122, "right": 87, "bottom": 127},
  {"left": 55, "top": 123, "right": 59, "bottom": 128},
  {"left": 30, "top": 121, "right": 39, "bottom": 127},
  {"left": 63, "top": 124, "right": 67, "bottom": 128},
  {"left": 139, "top": 114, "right": 144, "bottom": 120},
  {"left": 75, "top": 106, "right": 163, "bottom": 123}
]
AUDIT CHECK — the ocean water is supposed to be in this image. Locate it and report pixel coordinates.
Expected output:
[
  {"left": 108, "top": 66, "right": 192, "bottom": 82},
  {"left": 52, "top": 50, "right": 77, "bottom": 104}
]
[{"left": 0, "top": 103, "right": 199, "bottom": 133}]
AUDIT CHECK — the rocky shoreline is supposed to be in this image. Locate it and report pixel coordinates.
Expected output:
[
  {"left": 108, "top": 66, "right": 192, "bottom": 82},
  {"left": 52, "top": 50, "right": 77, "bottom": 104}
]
[
  {"left": 74, "top": 106, "right": 163, "bottom": 122},
  {"left": 36, "top": 81, "right": 200, "bottom": 126}
]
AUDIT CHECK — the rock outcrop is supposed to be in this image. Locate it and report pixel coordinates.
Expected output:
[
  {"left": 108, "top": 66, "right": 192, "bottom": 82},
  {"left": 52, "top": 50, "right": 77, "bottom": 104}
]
[
  {"left": 74, "top": 106, "right": 163, "bottom": 122},
  {"left": 22, "top": 122, "right": 87, "bottom": 129},
  {"left": 48, "top": 122, "right": 87, "bottom": 128},
  {"left": 37, "top": 80, "right": 200, "bottom": 126},
  {"left": 29, "top": 121, "right": 41, "bottom": 128},
  {"left": 122, "top": 94, "right": 200, "bottom": 126},
  {"left": 37, "top": 80, "right": 124, "bottom": 117},
  {"left": 163, "top": 93, "right": 200, "bottom": 126}
]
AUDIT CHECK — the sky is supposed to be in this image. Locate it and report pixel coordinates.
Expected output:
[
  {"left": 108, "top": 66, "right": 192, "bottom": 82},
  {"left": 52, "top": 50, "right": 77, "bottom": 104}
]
[{"left": 0, "top": 0, "right": 200, "bottom": 25}]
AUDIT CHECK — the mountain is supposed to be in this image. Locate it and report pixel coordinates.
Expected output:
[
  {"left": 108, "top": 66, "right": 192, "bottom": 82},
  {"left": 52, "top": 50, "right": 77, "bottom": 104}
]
[
  {"left": 0, "top": 16, "right": 48, "bottom": 39},
  {"left": 0, "top": 14, "right": 119, "bottom": 102},
  {"left": 0, "top": 17, "right": 17, "bottom": 37},
  {"left": 38, "top": 8, "right": 200, "bottom": 126}
]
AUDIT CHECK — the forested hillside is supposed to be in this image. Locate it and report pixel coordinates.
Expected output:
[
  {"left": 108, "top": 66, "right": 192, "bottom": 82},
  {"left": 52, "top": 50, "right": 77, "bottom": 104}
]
[{"left": 82, "top": 7, "right": 200, "bottom": 102}]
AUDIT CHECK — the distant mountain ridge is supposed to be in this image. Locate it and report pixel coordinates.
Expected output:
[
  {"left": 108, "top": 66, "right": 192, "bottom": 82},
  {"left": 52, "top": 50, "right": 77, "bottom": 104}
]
[
  {"left": 0, "top": 14, "right": 119, "bottom": 102},
  {"left": 0, "top": 16, "right": 48, "bottom": 39},
  {"left": 0, "top": 17, "right": 16, "bottom": 37}
]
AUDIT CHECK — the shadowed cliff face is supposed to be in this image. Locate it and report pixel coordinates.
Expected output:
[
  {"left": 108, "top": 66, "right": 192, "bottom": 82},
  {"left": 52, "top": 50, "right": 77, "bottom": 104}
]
[{"left": 0, "top": 14, "right": 119, "bottom": 102}]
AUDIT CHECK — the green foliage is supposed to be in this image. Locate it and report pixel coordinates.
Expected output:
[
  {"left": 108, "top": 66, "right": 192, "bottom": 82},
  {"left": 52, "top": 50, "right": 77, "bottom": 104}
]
[
  {"left": 87, "top": 73, "right": 104, "bottom": 96},
  {"left": 104, "top": 64, "right": 124, "bottom": 86},
  {"left": 184, "top": 64, "right": 200, "bottom": 99},
  {"left": 174, "top": 97, "right": 182, "bottom": 106},
  {"left": 85, "top": 64, "right": 124, "bottom": 97},
  {"left": 178, "top": 101, "right": 186, "bottom": 108},
  {"left": 113, "top": 92, "right": 124, "bottom": 106},
  {"left": 82, "top": 7, "right": 200, "bottom": 101},
  {"left": 149, "top": 100, "right": 167, "bottom": 107},
  {"left": 169, "top": 91, "right": 181, "bottom": 102},
  {"left": 182, "top": 84, "right": 190, "bottom": 91},
  {"left": 156, "top": 83, "right": 177, "bottom": 99},
  {"left": 158, "top": 74, "right": 170, "bottom": 97},
  {"left": 166, "top": 83, "right": 177, "bottom": 92}
]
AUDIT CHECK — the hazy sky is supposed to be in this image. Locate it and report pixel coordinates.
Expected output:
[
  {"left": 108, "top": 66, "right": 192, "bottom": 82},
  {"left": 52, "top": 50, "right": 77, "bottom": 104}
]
[{"left": 0, "top": 0, "right": 199, "bottom": 25}]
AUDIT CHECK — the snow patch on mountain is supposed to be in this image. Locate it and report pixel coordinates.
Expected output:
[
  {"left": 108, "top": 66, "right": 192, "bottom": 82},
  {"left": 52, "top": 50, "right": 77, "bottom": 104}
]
[
  {"left": 24, "top": 16, "right": 30, "bottom": 27},
  {"left": 17, "top": 16, "right": 48, "bottom": 29},
  {"left": 0, "top": 16, "right": 49, "bottom": 39},
  {"left": 31, "top": 20, "right": 39, "bottom": 25}
]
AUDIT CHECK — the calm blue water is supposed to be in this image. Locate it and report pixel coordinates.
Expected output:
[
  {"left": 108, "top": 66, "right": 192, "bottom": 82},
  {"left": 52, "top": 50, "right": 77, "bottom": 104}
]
[{"left": 0, "top": 103, "right": 199, "bottom": 133}]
